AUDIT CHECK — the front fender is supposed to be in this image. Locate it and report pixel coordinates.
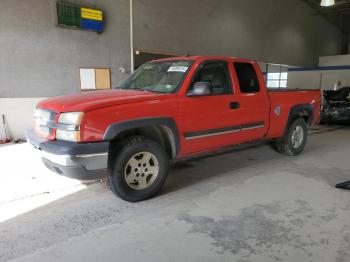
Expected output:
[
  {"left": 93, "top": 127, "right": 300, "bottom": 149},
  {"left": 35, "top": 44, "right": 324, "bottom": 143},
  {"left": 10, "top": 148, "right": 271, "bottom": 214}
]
[{"left": 103, "top": 117, "right": 180, "bottom": 157}]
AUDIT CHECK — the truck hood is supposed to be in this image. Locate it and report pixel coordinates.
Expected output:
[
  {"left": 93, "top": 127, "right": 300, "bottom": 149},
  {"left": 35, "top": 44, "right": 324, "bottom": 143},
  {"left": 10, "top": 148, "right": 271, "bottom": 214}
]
[{"left": 38, "top": 89, "right": 164, "bottom": 112}]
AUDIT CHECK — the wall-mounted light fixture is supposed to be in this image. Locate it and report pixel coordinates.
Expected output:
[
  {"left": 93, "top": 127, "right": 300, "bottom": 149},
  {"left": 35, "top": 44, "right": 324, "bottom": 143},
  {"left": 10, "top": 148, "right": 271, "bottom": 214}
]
[{"left": 320, "top": 0, "right": 335, "bottom": 7}]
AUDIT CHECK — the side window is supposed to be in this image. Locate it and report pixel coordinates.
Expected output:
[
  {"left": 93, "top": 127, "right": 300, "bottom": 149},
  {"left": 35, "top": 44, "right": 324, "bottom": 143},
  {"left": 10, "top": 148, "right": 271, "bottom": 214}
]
[
  {"left": 234, "top": 62, "right": 260, "bottom": 93},
  {"left": 192, "top": 62, "right": 232, "bottom": 95}
]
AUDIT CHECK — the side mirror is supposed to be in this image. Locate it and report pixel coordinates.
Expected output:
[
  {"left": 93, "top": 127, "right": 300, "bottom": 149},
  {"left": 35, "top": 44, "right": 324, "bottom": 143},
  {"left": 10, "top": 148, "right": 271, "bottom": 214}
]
[{"left": 187, "top": 82, "right": 212, "bottom": 97}]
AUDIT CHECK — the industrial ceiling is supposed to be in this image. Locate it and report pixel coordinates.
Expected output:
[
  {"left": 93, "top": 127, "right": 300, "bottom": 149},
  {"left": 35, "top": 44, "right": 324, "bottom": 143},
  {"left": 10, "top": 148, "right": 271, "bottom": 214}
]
[
  {"left": 302, "top": 0, "right": 350, "bottom": 53},
  {"left": 303, "top": 0, "right": 350, "bottom": 27}
]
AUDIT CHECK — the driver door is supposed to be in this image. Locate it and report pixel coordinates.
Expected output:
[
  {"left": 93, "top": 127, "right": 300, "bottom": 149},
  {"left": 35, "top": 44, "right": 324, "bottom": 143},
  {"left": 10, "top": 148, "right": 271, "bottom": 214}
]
[{"left": 179, "top": 60, "right": 244, "bottom": 155}]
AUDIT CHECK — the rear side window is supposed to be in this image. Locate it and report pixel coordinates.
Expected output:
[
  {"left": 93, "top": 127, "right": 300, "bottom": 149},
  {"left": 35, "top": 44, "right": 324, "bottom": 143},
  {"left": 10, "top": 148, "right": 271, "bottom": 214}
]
[{"left": 234, "top": 62, "right": 260, "bottom": 93}]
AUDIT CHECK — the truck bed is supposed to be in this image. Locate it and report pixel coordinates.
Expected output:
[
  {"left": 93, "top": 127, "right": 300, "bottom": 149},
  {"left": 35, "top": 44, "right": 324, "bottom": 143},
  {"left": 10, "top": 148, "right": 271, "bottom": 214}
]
[{"left": 267, "top": 89, "right": 321, "bottom": 139}]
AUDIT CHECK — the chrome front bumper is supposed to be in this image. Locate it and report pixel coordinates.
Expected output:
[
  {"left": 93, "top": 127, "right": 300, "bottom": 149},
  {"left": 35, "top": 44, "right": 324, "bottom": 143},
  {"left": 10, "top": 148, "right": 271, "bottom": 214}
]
[{"left": 26, "top": 129, "right": 109, "bottom": 180}]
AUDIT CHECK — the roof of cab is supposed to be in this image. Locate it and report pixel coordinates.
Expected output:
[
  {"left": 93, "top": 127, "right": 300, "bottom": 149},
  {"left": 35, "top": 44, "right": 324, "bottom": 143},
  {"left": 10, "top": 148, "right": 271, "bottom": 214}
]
[{"left": 152, "top": 55, "right": 257, "bottom": 64}]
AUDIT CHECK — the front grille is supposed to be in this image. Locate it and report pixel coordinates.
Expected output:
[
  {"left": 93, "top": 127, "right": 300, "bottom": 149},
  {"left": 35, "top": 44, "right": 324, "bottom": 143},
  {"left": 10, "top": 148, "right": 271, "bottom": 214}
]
[{"left": 33, "top": 108, "right": 57, "bottom": 140}]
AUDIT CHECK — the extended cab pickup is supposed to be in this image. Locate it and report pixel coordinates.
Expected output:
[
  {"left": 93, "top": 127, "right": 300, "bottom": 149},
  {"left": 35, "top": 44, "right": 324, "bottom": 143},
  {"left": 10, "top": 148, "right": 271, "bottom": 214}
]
[{"left": 27, "top": 56, "right": 321, "bottom": 201}]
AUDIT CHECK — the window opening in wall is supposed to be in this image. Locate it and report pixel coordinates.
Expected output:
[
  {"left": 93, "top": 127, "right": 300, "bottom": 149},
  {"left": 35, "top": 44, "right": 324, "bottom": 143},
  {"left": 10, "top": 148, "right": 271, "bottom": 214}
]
[{"left": 266, "top": 64, "right": 288, "bottom": 89}]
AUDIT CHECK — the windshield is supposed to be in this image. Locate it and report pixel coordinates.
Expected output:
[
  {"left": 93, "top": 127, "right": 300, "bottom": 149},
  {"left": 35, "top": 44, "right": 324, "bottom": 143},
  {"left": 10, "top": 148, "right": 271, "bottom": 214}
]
[{"left": 118, "top": 60, "right": 192, "bottom": 93}]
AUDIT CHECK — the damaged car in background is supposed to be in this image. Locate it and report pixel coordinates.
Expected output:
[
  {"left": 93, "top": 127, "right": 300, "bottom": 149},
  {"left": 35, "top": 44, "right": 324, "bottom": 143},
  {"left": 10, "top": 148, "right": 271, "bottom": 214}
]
[{"left": 321, "top": 87, "right": 350, "bottom": 124}]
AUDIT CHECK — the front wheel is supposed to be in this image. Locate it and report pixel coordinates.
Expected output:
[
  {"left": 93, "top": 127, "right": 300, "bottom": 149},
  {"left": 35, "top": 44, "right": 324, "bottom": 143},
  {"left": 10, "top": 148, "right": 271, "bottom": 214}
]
[
  {"left": 108, "top": 136, "right": 169, "bottom": 202},
  {"left": 275, "top": 118, "right": 308, "bottom": 156}
]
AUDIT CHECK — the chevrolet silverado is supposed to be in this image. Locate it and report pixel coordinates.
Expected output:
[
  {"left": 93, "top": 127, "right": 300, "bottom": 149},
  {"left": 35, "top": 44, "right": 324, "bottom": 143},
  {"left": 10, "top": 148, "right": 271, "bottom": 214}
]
[{"left": 27, "top": 56, "right": 321, "bottom": 201}]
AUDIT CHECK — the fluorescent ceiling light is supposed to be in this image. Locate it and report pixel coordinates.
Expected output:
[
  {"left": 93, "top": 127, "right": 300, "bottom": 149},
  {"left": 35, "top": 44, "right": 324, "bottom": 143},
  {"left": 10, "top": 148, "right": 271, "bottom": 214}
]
[{"left": 320, "top": 0, "right": 335, "bottom": 7}]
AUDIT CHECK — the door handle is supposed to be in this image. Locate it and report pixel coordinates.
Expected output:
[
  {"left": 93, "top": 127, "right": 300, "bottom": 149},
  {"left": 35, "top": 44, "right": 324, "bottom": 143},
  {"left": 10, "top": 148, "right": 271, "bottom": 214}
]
[{"left": 230, "top": 102, "right": 240, "bottom": 110}]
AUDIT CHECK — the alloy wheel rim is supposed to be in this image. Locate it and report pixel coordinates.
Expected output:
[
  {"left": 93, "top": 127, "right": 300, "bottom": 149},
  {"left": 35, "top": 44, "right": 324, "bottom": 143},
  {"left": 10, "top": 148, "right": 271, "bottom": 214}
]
[
  {"left": 291, "top": 125, "right": 304, "bottom": 149},
  {"left": 124, "top": 152, "right": 159, "bottom": 190}
]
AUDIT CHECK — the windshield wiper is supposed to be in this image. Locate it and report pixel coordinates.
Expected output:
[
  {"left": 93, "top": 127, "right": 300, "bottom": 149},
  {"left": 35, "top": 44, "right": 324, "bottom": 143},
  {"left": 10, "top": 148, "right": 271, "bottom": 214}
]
[
  {"left": 133, "top": 87, "right": 163, "bottom": 94},
  {"left": 116, "top": 87, "right": 147, "bottom": 91},
  {"left": 117, "top": 87, "right": 163, "bottom": 94},
  {"left": 133, "top": 87, "right": 149, "bottom": 92}
]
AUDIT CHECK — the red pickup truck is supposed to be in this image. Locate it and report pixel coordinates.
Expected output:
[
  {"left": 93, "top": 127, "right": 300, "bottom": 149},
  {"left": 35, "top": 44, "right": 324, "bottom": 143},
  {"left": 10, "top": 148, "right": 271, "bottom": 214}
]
[{"left": 27, "top": 56, "right": 321, "bottom": 201}]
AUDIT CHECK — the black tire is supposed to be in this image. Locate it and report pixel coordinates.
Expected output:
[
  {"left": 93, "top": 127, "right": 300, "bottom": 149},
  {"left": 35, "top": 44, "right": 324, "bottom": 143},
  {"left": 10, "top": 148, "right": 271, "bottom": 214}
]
[
  {"left": 107, "top": 136, "right": 169, "bottom": 202},
  {"left": 275, "top": 118, "right": 308, "bottom": 156}
]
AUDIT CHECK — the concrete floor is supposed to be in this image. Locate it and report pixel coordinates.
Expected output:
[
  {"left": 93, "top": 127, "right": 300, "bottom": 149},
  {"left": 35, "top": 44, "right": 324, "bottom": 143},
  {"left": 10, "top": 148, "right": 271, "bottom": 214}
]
[{"left": 1, "top": 126, "right": 350, "bottom": 262}]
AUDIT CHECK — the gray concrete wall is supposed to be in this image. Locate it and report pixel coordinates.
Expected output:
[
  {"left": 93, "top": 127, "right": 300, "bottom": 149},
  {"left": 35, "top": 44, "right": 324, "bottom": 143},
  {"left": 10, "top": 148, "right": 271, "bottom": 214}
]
[
  {"left": 0, "top": 0, "right": 341, "bottom": 99},
  {"left": 0, "top": 0, "right": 343, "bottom": 138},
  {"left": 0, "top": 0, "right": 131, "bottom": 98},
  {"left": 133, "top": 0, "right": 341, "bottom": 67}
]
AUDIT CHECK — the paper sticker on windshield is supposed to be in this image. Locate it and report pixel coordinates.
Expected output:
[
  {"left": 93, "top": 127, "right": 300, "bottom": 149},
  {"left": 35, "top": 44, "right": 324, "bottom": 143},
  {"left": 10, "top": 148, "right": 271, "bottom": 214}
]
[{"left": 167, "top": 66, "right": 188, "bottom": 73}]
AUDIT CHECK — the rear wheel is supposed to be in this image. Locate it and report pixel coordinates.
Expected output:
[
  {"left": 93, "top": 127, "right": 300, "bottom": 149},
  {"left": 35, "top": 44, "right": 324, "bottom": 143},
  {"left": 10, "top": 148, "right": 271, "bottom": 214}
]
[
  {"left": 108, "top": 136, "right": 169, "bottom": 202},
  {"left": 275, "top": 118, "right": 308, "bottom": 156}
]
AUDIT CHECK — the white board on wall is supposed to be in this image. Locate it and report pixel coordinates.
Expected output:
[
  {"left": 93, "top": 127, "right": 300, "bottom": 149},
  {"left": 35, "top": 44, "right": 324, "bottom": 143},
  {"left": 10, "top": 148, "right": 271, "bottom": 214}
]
[
  {"left": 321, "top": 71, "right": 350, "bottom": 91},
  {"left": 79, "top": 68, "right": 111, "bottom": 90},
  {"left": 80, "top": 68, "right": 96, "bottom": 90},
  {"left": 288, "top": 71, "right": 321, "bottom": 90},
  {"left": 319, "top": 54, "right": 350, "bottom": 67}
]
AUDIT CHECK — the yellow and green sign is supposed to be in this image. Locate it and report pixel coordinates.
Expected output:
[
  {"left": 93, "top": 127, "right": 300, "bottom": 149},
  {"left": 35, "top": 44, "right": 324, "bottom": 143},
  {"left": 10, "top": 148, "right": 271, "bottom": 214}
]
[
  {"left": 81, "top": 8, "right": 103, "bottom": 21},
  {"left": 57, "top": 2, "right": 104, "bottom": 33}
]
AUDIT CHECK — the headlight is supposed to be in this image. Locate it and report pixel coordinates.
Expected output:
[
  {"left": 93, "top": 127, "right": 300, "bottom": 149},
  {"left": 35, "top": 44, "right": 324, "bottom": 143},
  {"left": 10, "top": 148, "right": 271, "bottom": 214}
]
[
  {"left": 58, "top": 112, "right": 84, "bottom": 125},
  {"left": 56, "top": 112, "right": 84, "bottom": 142}
]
